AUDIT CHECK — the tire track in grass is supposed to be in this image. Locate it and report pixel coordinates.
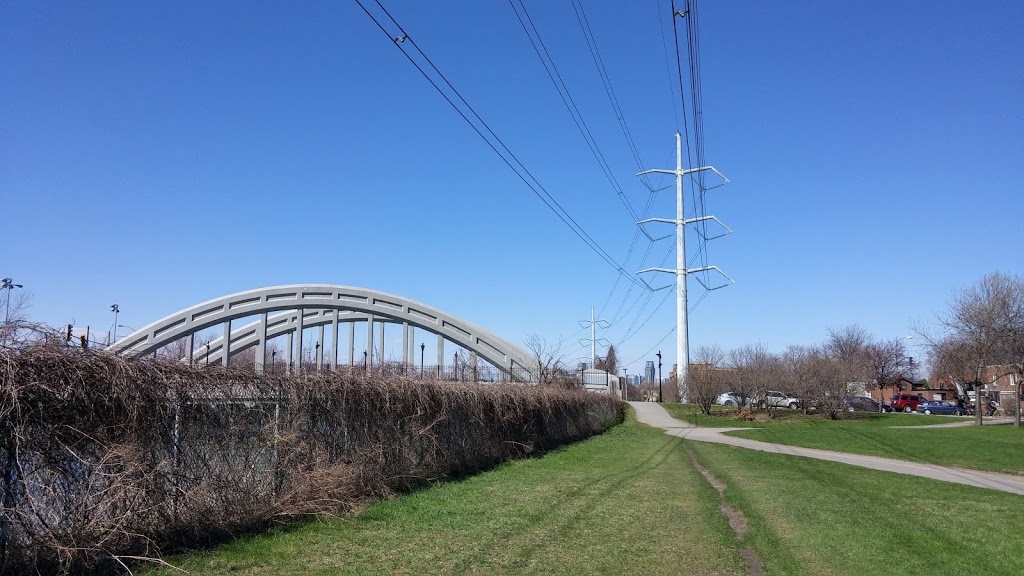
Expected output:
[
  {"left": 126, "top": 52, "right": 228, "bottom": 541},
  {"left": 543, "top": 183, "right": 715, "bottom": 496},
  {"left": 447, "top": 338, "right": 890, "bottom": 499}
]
[{"left": 686, "top": 448, "right": 764, "bottom": 576}]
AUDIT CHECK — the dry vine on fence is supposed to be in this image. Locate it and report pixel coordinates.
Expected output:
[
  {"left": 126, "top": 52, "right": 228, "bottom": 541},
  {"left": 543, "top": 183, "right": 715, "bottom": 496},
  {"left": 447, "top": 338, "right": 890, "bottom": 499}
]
[{"left": 0, "top": 346, "right": 622, "bottom": 574}]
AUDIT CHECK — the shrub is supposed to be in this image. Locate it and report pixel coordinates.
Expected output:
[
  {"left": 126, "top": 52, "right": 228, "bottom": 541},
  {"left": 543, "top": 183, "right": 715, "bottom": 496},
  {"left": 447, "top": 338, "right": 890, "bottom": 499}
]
[{"left": 0, "top": 347, "right": 622, "bottom": 574}]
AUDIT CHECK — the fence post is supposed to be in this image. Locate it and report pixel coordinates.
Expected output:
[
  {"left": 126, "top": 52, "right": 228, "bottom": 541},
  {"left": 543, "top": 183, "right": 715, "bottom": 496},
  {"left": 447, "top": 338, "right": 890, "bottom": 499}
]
[
  {"left": 0, "top": 435, "right": 15, "bottom": 565},
  {"left": 171, "top": 383, "right": 182, "bottom": 523},
  {"left": 273, "top": 377, "right": 282, "bottom": 497}
]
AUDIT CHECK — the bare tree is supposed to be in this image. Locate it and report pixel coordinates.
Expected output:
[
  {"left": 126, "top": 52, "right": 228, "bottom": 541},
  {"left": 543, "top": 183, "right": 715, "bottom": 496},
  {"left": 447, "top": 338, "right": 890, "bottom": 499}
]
[
  {"left": 929, "top": 272, "right": 1024, "bottom": 424},
  {"left": 525, "top": 334, "right": 567, "bottom": 386},
  {"left": 1, "top": 289, "right": 32, "bottom": 348},
  {"left": 688, "top": 345, "right": 727, "bottom": 415},
  {"left": 595, "top": 344, "right": 618, "bottom": 375},
  {"left": 781, "top": 345, "right": 814, "bottom": 411},
  {"left": 731, "top": 344, "right": 782, "bottom": 417},
  {"left": 726, "top": 346, "right": 763, "bottom": 414},
  {"left": 805, "top": 346, "right": 863, "bottom": 420},
  {"left": 825, "top": 324, "right": 870, "bottom": 366},
  {"left": 156, "top": 336, "right": 191, "bottom": 361},
  {"left": 865, "top": 338, "right": 908, "bottom": 410}
]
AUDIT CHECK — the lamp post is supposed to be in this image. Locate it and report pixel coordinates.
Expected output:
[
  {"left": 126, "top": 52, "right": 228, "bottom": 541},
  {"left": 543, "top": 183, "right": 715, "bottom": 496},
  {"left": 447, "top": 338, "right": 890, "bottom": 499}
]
[
  {"left": 420, "top": 343, "right": 425, "bottom": 376},
  {"left": 894, "top": 335, "right": 913, "bottom": 414},
  {"left": 110, "top": 304, "right": 120, "bottom": 345},
  {"left": 656, "top": 351, "right": 663, "bottom": 403},
  {"left": 2, "top": 278, "right": 24, "bottom": 347},
  {"left": 117, "top": 324, "right": 136, "bottom": 333}
]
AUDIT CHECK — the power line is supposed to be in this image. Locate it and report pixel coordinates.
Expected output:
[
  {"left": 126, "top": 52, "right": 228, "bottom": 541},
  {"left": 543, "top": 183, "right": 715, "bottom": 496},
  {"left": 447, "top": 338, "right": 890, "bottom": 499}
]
[
  {"left": 354, "top": 0, "right": 648, "bottom": 289},
  {"left": 569, "top": 0, "right": 654, "bottom": 188},
  {"left": 507, "top": 0, "right": 644, "bottom": 224},
  {"left": 612, "top": 242, "right": 711, "bottom": 349},
  {"left": 622, "top": 290, "right": 709, "bottom": 368},
  {"left": 655, "top": 0, "right": 682, "bottom": 133},
  {"left": 604, "top": 223, "right": 711, "bottom": 347},
  {"left": 570, "top": 0, "right": 677, "bottom": 300},
  {"left": 508, "top": 0, "right": 678, "bottom": 327}
]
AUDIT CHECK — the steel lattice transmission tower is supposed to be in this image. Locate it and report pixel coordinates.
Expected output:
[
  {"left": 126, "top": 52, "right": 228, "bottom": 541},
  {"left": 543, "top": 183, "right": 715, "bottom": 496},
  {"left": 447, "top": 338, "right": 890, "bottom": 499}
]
[
  {"left": 636, "top": 133, "right": 733, "bottom": 402},
  {"left": 578, "top": 307, "right": 610, "bottom": 368}
]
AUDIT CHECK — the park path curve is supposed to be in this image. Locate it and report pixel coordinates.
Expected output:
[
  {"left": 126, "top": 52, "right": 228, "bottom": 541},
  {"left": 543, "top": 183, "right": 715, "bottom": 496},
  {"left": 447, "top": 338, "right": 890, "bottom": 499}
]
[{"left": 628, "top": 401, "right": 1024, "bottom": 496}]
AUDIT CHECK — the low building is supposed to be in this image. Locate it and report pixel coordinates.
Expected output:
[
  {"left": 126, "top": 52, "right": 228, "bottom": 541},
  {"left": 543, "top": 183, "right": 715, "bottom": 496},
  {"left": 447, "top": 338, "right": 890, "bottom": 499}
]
[
  {"left": 582, "top": 368, "right": 623, "bottom": 397},
  {"left": 868, "top": 377, "right": 958, "bottom": 403},
  {"left": 931, "top": 365, "right": 1022, "bottom": 411}
]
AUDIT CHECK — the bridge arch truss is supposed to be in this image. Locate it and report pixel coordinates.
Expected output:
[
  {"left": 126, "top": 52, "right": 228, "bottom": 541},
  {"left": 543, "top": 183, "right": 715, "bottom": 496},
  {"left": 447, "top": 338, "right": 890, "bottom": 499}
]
[{"left": 107, "top": 285, "right": 536, "bottom": 380}]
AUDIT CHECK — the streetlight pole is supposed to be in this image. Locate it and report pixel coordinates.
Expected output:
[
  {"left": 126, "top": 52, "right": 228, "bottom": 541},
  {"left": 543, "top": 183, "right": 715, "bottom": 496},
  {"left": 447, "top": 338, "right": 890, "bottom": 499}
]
[
  {"left": 2, "top": 278, "right": 24, "bottom": 347},
  {"left": 623, "top": 368, "right": 629, "bottom": 401},
  {"left": 656, "top": 351, "right": 663, "bottom": 403},
  {"left": 420, "top": 343, "right": 425, "bottom": 377},
  {"left": 110, "top": 304, "right": 120, "bottom": 345}
]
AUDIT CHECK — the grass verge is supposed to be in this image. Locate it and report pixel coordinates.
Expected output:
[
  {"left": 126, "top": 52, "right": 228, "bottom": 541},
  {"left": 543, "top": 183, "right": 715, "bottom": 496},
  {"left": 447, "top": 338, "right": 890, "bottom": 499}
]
[
  {"left": 687, "top": 440, "right": 1024, "bottom": 576},
  {"left": 662, "top": 403, "right": 938, "bottom": 428},
  {"left": 724, "top": 422, "right": 1024, "bottom": 475},
  {"left": 663, "top": 403, "right": 1024, "bottom": 474},
  {"left": 145, "top": 410, "right": 745, "bottom": 576}
]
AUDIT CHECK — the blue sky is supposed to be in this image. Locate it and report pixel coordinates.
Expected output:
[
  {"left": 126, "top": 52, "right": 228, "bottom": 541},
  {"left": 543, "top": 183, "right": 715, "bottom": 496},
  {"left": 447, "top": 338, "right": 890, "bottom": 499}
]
[{"left": 2, "top": 1, "right": 1022, "bottom": 375}]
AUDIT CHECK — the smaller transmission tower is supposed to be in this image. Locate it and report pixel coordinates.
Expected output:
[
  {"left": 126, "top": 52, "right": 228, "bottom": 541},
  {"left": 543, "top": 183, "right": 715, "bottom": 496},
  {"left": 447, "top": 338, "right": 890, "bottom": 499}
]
[{"left": 578, "top": 307, "right": 610, "bottom": 369}]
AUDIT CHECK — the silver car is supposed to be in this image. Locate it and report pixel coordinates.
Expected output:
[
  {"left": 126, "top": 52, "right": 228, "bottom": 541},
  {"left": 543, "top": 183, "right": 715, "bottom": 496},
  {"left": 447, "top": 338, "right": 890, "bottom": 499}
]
[{"left": 714, "top": 392, "right": 749, "bottom": 407}]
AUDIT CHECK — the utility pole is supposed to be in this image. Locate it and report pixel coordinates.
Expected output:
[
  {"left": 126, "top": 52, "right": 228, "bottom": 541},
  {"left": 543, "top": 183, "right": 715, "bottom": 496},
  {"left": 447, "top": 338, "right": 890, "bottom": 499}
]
[
  {"left": 578, "top": 307, "right": 609, "bottom": 368},
  {"left": 636, "top": 133, "right": 733, "bottom": 403}
]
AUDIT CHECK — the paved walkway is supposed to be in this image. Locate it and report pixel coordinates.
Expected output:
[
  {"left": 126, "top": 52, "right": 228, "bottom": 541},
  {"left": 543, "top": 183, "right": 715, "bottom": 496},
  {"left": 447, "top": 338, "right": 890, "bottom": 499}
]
[{"left": 628, "top": 401, "right": 1024, "bottom": 496}]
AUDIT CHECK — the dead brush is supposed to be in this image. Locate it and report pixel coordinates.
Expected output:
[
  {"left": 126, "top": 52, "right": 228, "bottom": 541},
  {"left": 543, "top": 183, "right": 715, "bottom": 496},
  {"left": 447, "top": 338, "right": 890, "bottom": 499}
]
[{"left": 0, "top": 345, "right": 623, "bottom": 575}]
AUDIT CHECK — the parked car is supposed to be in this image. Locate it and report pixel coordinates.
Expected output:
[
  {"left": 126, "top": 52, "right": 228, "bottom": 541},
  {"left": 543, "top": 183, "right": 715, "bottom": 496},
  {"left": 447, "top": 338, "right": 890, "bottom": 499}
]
[
  {"left": 754, "top": 390, "right": 801, "bottom": 409},
  {"left": 714, "top": 392, "right": 750, "bottom": 407},
  {"left": 843, "top": 396, "right": 893, "bottom": 413},
  {"left": 917, "top": 400, "right": 965, "bottom": 416},
  {"left": 891, "top": 394, "right": 927, "bottom": 413}
]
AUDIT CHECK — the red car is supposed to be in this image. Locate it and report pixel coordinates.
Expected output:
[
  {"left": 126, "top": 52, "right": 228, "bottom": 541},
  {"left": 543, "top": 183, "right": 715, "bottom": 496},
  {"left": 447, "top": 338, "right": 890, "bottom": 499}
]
[{"left": 891, "top": 394, "right": 927, "bottom": 413}]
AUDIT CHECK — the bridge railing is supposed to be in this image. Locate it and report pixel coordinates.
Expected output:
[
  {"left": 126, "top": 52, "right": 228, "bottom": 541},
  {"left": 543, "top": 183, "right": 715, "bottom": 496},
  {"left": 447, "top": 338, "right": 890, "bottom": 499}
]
[{"left": 197, "top": 361, "right": 590, "bottom": 387}]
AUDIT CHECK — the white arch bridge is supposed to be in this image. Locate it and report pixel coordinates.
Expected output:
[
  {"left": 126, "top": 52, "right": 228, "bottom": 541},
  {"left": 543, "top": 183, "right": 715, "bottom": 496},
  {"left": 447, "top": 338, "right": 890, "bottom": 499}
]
[{"left": 107, "top": 285, "right": 537, "bottom": 381}]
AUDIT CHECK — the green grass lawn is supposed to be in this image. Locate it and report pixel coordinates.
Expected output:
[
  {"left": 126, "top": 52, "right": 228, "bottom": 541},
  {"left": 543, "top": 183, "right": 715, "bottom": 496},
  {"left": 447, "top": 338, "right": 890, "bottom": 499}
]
[
  {"left": 144, "top": 411, "right": 1024, "bottom": 576},
  {"left": 662, "top": 402, "right": 938, "bottom": 428},
  {"left": 687, "top": 440, "right": 1024, "bottom": 576},
  {"left": 662, "top": 403, "right": 1024, "bottom": 475},
  {"left": 144, "top": 412, "right": 746, "bottom": 575},
  {"left": 725, "top": 422, "right": 1024, "bottom": 475}
]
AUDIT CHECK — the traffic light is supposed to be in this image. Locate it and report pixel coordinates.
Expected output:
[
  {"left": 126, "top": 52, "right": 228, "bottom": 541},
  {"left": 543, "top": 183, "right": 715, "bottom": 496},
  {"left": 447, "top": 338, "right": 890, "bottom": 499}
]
[
  {"left": 80, "top": 334, "right": 88, "bottom": 349},
  {"left": 66, "top": 324, "right": 73, "bottom": 342}
]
